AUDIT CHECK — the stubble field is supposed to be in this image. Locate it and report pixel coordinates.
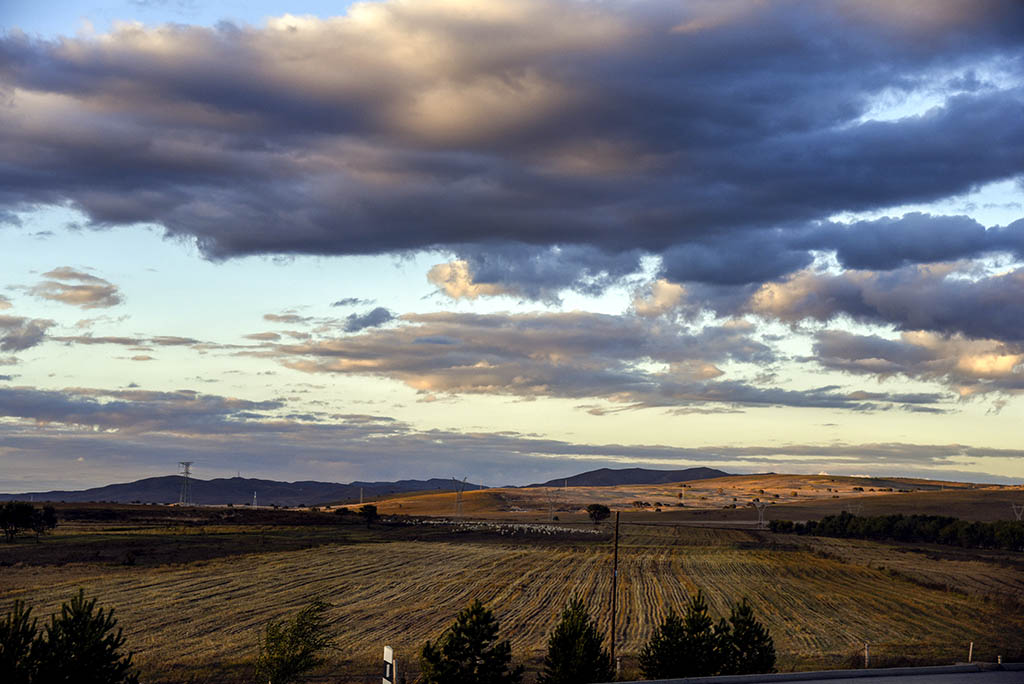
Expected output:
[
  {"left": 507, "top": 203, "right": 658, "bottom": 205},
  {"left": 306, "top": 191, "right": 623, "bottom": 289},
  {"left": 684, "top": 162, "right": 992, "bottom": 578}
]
[{"left": 2, "top": 505, "right": 1022, "bottom": 683}]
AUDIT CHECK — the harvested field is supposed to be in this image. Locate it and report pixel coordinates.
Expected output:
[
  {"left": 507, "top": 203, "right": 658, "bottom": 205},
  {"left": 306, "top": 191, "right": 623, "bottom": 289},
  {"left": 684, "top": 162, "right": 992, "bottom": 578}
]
[{"left": 2, "top": 518, "right": 1022, "bottom": 682}]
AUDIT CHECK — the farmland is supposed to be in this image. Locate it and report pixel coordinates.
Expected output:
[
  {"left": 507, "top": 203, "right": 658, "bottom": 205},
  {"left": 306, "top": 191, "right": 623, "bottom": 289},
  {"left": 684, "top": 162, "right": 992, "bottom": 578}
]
[{"left": 2, "top": 489, "right": 1023, "bottom": 683}]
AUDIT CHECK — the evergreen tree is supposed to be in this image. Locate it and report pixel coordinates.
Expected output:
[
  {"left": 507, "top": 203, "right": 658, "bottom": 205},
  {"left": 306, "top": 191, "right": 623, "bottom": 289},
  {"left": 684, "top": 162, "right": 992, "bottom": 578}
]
[
  {"left": 538, "top": 597, "right": 613, "bottom": 684},
  {"left": 638, "top": 591, "right": 718, "bottom": 679},
  {"left": 34, "top": 590, "right": 139, "bottom": 684},
  {"left": 722, "top": 600, "right": 774, "bottom": 675},
  {"left": 420, "top": 600, "right": 523, "bottom": 684},
  {"left": 0, "top": 600, "right": 40, "bottom": 684}
]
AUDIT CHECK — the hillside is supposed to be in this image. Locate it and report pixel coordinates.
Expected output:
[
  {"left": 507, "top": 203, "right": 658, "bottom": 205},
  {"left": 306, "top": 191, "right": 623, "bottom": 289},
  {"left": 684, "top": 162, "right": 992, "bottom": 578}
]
[
  {"left": 369, "top": 472, "right": 1016, "bottom": 522},
  {"left": 526, "top": 466, "right": 729, "bottom": 488},
  {"left": 0, "top": 476, "right": 485, "bottom": 507}
]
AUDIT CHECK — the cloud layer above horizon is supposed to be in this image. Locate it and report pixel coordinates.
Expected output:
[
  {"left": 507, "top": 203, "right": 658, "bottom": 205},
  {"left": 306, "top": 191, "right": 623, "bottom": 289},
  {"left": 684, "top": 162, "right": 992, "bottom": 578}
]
[{"left": 1, "top": 0, "right": 1023, "bottom": 489}]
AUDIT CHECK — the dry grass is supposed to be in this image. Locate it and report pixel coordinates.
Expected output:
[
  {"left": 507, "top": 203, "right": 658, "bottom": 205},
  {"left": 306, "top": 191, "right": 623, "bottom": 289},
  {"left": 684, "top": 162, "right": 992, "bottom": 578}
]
[
  {"left": 363, "top": 474, "right": 1021, "bottom": 524},
  {"left": 2, "top": 520, "right": 1022, "bottom": 682}
]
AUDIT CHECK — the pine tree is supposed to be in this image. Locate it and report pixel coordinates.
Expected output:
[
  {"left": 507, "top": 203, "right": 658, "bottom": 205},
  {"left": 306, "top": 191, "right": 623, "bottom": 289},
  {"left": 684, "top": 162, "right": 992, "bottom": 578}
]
[
  {"left": 34, "top": 590, "right": 139, "bottom": 684},
  {"left": 0, "top": 600, "right": 40, "bottom": 684},
  {"left": 538, "top": 597, "right": 613, "bottom": 684},
  {"left": 722, "top": 600, "right": 775, "bottom": 675},
  {"left": 638, "top": 591, "right": 719, "bottom": 679},
  {"left": 420, "top": 599, "right": 523, "bottom": 684}
]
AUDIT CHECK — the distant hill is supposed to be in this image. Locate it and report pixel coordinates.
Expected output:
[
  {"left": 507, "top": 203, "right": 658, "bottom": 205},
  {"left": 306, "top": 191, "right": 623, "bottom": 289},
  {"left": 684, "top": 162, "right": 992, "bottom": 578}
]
[
  {"left": 0, "top": 476, "right": 486, "bottom": 507},
  {"left": 526, "top": 467, "right": 729, "bottom": 488}
]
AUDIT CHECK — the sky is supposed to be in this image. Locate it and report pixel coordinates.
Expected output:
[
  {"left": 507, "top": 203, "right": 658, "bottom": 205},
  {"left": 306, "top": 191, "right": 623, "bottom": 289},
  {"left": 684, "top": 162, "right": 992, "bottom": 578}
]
[{"left": 1, "top": 0, "right": 1023, "bottom": 491}]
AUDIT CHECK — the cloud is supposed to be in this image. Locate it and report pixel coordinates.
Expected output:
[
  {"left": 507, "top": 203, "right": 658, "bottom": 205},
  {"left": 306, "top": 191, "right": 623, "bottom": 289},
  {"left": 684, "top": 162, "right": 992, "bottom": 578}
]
[
  {"left": 0, "top": 386, "right": 282, "bottom": 433},
  {"left": 632, "top": 279, "right": 686, "bottom": 317},
  {"left": 264, "top": 313, "right": 313, "bottom": 325},
  {"left": 812, "top": 330, "right": 1024, "bottom": 398},
  {"left": 264, "top": 310, "right": 943, "bottom": 412},
  {"left": 0, "top": 296, "right": 11, "bottom": 310},
  {"left": 29, "top": 267, "right": 123, "bottom": 308},
  {"left": 331, "top": 297, "right": 374, "bottom": 307},
  {"left": 427, "top": 261, "right": 511, "bottom": 300},
  {"left": 444, "top": 245, "right": 645, "bottom": 302},
  {"left": 0, "top": 315, "right": 55, "bottom": 352},
  {"left": 0, "top": 2, "right": 1020, "bottom": 295},
  {"left": 0, "top": 392, "right": 1019, "bottom": 488},
  {"left": 343, "top": 307, "right": 394, "bottom": 332},
  {"left": 244, "top": 332, "right": 282, "bottom": 342},
  {"left": 50, "top": 334, "right": 200, "bottom": 347},
  {"left": 802, "top": 214, "right": 1024, "bottom": 271},
  {"left": 749, "top": 264, "right": 1024, "bottom": 342}
]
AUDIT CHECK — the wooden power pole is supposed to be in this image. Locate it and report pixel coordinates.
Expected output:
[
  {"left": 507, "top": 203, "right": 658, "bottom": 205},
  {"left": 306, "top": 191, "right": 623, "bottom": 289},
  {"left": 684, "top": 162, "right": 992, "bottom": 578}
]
[{"left": 610, "top": 511, "right": 620, "bottom": 668}]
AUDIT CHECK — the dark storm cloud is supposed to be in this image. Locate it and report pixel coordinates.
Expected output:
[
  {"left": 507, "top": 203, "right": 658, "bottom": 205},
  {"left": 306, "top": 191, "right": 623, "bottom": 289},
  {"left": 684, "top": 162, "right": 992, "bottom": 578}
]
[
  {"left": 343, "top": 307, "right": 394, "bottom": 332},
  {"left": 0, "top": 315, "right": 55, "bottom": 351},
  {"left": 266, "top": 311, "right": 943, "bottom": 412},
  {"left": 1, "top": 0, "right": 1022, "bottom": 293},
  {"left": 799, "top": 214, "right": 1024, "bottom": 271}
]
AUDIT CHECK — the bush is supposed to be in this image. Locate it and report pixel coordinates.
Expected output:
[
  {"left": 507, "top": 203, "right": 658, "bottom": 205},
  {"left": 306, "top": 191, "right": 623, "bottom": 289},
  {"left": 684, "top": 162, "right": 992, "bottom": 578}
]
[
  {"left": 2, "top": 590, "right": 139, "bottom": 684},
  {"left": 538, "top": 597, "right": 613, "bottom": 684},
  {"left": 255, "top": 599, "right": 332, "bottom": 684},
  {"left": 420, "top": 599, "right": 522, "bottom": 684},
  {"left": 358, "top": 504, "right": 379, "bottom": 527}
]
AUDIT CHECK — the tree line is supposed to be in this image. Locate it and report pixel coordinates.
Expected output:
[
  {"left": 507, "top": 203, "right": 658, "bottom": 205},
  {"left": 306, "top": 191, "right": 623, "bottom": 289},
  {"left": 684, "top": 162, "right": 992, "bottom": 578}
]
[
  {"left": 770, "top": 511, "right": 1024, "bottom": 551},
  {"left": 0, "top": 502, "right": 57, "bottom": 543}
]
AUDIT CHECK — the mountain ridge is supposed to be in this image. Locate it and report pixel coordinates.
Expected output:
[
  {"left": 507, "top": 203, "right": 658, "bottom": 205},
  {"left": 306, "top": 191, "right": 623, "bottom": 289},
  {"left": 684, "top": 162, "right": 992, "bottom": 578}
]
[
  {"left": 0, "top": 476, "right": 486, "bottom": 507},
  {"left": 525, "top": 466, "right": 729, "bottom": 488}
]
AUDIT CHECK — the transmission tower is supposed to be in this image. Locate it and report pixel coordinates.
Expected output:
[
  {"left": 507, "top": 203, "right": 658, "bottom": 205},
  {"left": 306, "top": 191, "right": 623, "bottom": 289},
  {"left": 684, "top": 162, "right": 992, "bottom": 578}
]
[
  {"left": 452, "top": 476, "right": 467, "bottom": 518},
  {"left": 1012, "top": 504, "right": 1024, "bottom": 521},
  {"left": 845, "top": 503, "right": 863, "bottom": 517},
  {"left": 753, "top": 500, "right": 769, "bottom": 529},
  {"left": 252, "top": 491, "right": 257, "bottom": 509},
  {"left": 178, "top": 461, "right": 193, "bottom": 505},
  {"left": 544, "top": 487, "right": 558, "bottom": 521}
]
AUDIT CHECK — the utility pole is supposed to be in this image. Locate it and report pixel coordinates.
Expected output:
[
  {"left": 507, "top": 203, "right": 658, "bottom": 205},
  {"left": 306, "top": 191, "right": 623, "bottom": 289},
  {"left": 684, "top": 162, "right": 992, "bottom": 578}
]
[{"left": 610, "top": 511, "right": 620, "bottom": 667}]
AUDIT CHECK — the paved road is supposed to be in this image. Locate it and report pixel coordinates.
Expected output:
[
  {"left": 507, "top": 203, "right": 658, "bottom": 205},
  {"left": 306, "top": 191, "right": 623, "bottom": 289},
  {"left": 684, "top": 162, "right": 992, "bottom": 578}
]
[
  {"left": 615, "top": 665, "right": 1024, "bottom": 684},
  {"left": 816, "top": 672, "right": 1024, "bottom": 684}
]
